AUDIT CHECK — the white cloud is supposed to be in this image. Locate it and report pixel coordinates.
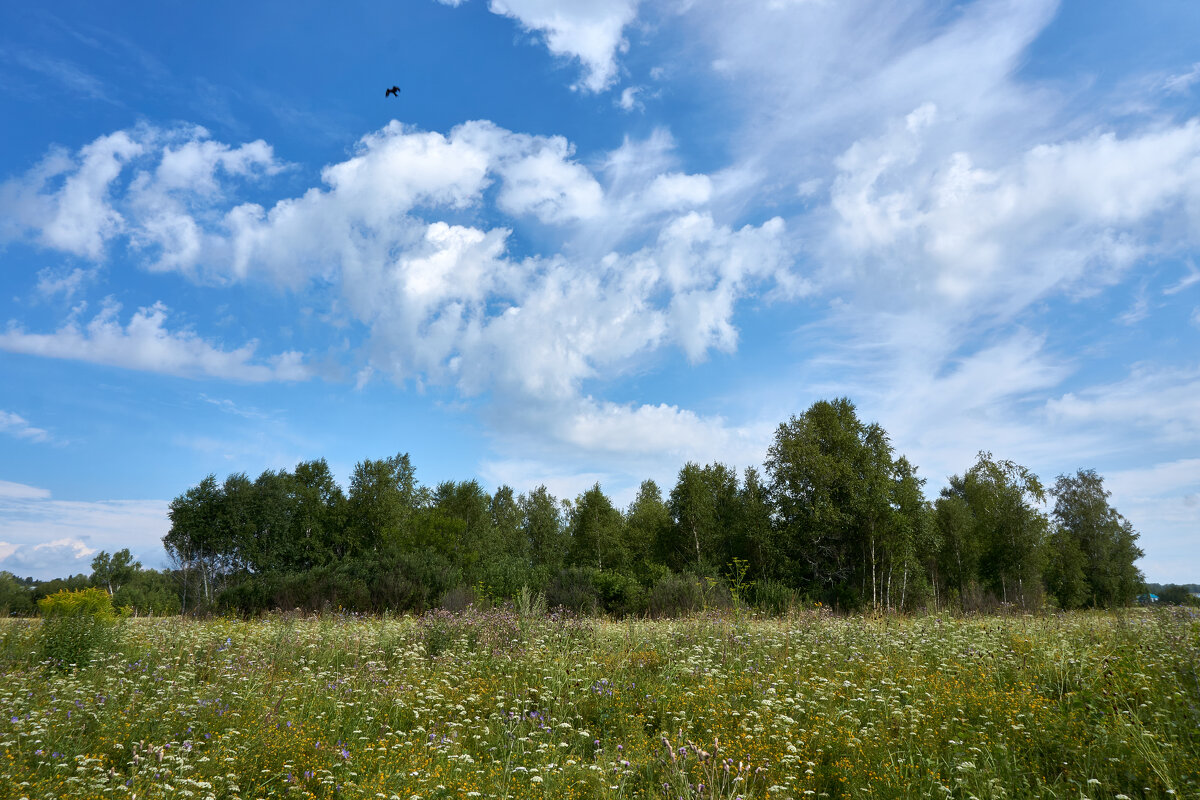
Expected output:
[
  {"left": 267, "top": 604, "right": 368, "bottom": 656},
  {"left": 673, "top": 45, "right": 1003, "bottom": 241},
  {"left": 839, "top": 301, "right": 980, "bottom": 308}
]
[
  {"left": 1164, "top": 62, "right": 1200, "bottom": 94},
  {"left": 0, "top": 120, "right": 798, "bottom": 460},
  {"left": 486, "top": 0, "right": 639, "bottom": 92},
  {"left": 826, "top": 115, "right": 1200, "bottom": 317},
  {"left": 199, "top": 394, "right": 271, "bottom": 420},
  {"left": 557, "top": 397, "right": 771, "bottom": 464},
  {"left": 616, "top": 86, "right": 642, "bottom": 112},
  {"left": 0, "top": 485, "right": 169, "bottom": 580},
  {"left": 0, "top": 126, "right": 286, "bottom": 276},
  {"left": 0, "top": 299, "right": 310, "bottom": 383},
  {"left": 0, "top": 411, "right": 51, "bottom": 444},
  {"left": 0, "top": 131, "right": 141, "bottom": 259},
  {"left": 1103, "top": 458, "right": 1200, "bottom": 584},
  {"left": 0, "top": 481, "right": 51, "bottom": 500},
  {"left": 1164, "top": 262, "right": 1200, "bottom": 295},
  {"left": 35, "top": 266, "right": 96, "bottom": 301},
  {"left": 1045, "top": 363, "right": 1200, "bottom": 444},
  {"left": 814, "top": 317, "right": 1079, "bottom": 488},
  {"left": 479, "top": 399, "right": 774, "bottom": 508}
]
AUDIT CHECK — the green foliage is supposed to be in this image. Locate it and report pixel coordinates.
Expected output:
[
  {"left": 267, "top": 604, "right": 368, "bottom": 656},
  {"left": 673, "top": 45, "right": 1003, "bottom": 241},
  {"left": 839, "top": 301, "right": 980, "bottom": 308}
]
[
  {"left": 113, "top": 569, "right": 181, "bottom": 616},
  {"left": 567, "top": 484, "right": 626, "bottom": 572},
  {"left": 546, "top": 567, "right": 600, "bottom": 614},
  {"left": 940, "top": 452, "right": 1049, "bottom": 608},
  {"left": 751, "top": 578, "right": 795, "bottom": 615},
  {"left": 1157, "top": 585, "right": 1200, "bottom": 606},
  {"left": 36, "top": 588, "right": 119, "bottom": 670},
  {"left": 1048, "top": 469, "right": 1145, "bottom": 608},
  {"left": 590, "top": 570, "right": 646, "bottom": 617},
  {"left": 647, "top": 572, "right": 704, "bottom": 617},
  {"left": 154, "top": 400, "right": 1164, "bottom": 617},
  {"left": 0, "top": 571, "right": 35, "bottom": 615}
]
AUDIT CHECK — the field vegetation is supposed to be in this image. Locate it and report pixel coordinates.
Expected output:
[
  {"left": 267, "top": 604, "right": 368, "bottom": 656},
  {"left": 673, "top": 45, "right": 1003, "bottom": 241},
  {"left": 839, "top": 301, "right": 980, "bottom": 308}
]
[{"left": 2, "top": 605, "right": 1197, "bottom": 800}]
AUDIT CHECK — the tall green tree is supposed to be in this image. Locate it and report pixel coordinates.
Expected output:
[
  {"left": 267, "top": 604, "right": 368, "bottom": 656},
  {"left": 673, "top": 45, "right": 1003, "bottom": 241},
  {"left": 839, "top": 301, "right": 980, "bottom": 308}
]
[
  {"left": 520, "top": 485, "right": 565, "bottom": 574},
  {"left": 568, "top": 484, "right": 625, "bottom": 572},
  {"left": 765, "top": 398, "right": 904, "bottom": 607},
  {"left": 944, "top": 453, "right": 1048, "bottom": 607},
  {"left": 291, "top": 459, "right": 346, "bottom": 569},
  {"left": 431, "top": 480, "right": 492, "bottom": 577},
  {"left": 90, "top": 548, "right": 140, "bottom": 597},
  {"left": 933, "top": 493, "right": 977, "bottom": 606},
  {"left": 489, "top": 485, "right": 524, "bottom": 560},
  {"left": 347, "top": 453, "right": 419, "bottom": 556},
  {"left": 666, "top": 462, "right": 739, "bottom": 574},
  {"left": 1048, "top": 469, "right": 1144, "bottom": 608},
  {"left": 165, "top": 474, "right": 225, "bottom": 609},
  {"left": 730, "top": 467, "right": 779, "bottom": 581},
  {"left": 624, "top": 479, "right": 672, "bottom": 581}
]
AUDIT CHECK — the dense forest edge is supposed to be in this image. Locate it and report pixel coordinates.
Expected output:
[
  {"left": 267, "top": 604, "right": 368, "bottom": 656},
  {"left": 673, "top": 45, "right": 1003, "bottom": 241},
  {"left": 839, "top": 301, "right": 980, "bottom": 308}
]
[{"left": 5, "top": 398, "right": 1196, "bottom": 617}]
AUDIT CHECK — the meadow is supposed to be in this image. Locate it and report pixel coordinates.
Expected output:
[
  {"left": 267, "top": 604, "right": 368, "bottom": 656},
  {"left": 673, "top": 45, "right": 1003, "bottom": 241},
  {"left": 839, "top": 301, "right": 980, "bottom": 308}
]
[{"left": 0, "top": 607, "right": 1197, "bottom": 800}]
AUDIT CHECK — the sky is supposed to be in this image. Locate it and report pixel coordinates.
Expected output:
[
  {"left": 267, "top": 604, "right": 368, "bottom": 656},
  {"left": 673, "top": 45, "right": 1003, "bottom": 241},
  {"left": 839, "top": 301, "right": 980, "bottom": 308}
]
[{"left": 0, "top": 0, "right": 1197, "bottom": 583}]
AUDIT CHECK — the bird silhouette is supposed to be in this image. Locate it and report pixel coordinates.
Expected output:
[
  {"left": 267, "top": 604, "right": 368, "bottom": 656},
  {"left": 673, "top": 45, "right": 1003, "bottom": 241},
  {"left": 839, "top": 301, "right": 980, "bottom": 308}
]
[{"left": 385, "top": 86, "right": 401, "bottom": 97}]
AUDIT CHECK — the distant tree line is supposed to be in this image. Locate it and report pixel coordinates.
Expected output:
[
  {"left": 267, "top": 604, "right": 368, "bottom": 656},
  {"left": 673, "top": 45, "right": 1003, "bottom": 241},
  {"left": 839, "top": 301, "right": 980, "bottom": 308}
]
[
  {"left": 1142, "top": 583, "right": 1200, "bottom": 606},
  {"left": 0, "top": 549, "right": 179, "bottom": 616},
  {"left": 151, "top": 398, "right": 1148, "bottom": 616}
]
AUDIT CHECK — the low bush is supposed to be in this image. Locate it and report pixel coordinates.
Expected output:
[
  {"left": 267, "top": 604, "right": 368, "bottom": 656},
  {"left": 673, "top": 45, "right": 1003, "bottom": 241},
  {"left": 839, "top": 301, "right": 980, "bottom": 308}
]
[
  {"left": 547, "top": 567, "right": 599, "bottom": 614},
  {"left": 648, "top": 572, "right": 703, "bottom": 617},
  {"left": 36, "top": 587, "right": 119, "bottom": 670}
]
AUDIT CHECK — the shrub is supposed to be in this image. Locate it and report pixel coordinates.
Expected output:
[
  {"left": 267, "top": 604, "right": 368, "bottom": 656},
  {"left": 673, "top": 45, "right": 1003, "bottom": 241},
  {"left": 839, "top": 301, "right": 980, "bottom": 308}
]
[
  {"left": 515, "top": 585, "right": 547, "bottom": 618},
  {"left": 36, "top": 587, "right": 119, "bottom": 670},
  {"left": 591, "top": 570, "right": 647, "bottom": 617},
  {"left": 440, "top": 585, "right": 480, "bottom": 612},
  {"left": 648, "top": 572, "right": 703, "bottom": 618},
  {"left": 753, "top": 579, "right": 795, "bottom": 616},
  {"left": 546, "top": 568, "right": 599, "bottom": 614}
]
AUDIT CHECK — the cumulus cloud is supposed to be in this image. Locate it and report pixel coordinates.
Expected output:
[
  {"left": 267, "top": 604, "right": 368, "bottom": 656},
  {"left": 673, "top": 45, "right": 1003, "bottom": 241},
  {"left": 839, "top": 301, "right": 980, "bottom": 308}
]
[
  {"left": 0, "top": 131, "right": 141, "bottom": 259},
  {"left": 435, "top": 0, "right": 640, "bottom": 92},
  {"left": 0, "top": 411, "right": 51, "bottom": 444},
  {"left": 486, "top": 0, "right": 639, "bottom": 92},
  {"left": 0, "top": 482, "right": 168, "bottom": 580},
  {"left": 0, "top": 119, "right": 797, "bottom": 469},
  {"left": 0, "top": 299, "right": 310, "bottom": 382},
  {"left": 0, "top": 125, "right": 284, "bottom": 274}
]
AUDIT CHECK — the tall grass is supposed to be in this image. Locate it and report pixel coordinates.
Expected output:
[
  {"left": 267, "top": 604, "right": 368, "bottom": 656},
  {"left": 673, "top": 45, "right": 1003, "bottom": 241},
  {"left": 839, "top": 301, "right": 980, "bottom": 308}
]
[{"left": 0, "top": 608, "right": 1196, "bottom": 798}]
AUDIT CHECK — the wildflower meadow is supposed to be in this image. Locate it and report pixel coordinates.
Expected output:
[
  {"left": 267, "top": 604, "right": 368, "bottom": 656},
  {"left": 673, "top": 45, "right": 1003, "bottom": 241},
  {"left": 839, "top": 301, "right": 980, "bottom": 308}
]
[{"left": 1, "top": 607, "right": 1197, "bottom": 799}]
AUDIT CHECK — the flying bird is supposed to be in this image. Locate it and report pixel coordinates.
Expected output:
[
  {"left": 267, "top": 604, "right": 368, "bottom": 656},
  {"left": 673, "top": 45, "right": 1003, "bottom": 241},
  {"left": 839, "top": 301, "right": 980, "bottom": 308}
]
[{"left": 385, "top": 86, "right": 401, "bottom": 97}]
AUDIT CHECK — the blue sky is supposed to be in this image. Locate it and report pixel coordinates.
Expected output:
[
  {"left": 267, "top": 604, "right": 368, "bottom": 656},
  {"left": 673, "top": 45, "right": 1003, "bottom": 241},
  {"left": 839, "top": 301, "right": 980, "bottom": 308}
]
[{"left": 1, "top": 0, "right": 1198, "bottom": 582}]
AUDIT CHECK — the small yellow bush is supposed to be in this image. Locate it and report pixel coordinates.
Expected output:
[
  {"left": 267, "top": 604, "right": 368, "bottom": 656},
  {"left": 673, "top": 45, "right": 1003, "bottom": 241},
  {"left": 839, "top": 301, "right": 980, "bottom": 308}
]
[
  {"left": 38, "top": 587, "right": 117, "bottom": 620},
  {"left": 37, "top": 588, "right": 118, "bottom": 669}
]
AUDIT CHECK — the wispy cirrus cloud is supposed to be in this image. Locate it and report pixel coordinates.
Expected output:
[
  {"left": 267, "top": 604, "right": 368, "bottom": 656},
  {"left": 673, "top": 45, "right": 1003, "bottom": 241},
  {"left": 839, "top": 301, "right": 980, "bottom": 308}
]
[
  {"left": 0, "top": 411, "right": 51, "bottom": 444},
  {"left": 2, "top": 47, "right": 115, "bottom": 104}
]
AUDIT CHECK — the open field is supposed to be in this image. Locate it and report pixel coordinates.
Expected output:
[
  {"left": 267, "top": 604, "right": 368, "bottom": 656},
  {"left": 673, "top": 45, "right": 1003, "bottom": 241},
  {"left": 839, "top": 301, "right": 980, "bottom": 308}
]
[{"left": 1, "top": 608, "right": 1197, "bottom": 799}]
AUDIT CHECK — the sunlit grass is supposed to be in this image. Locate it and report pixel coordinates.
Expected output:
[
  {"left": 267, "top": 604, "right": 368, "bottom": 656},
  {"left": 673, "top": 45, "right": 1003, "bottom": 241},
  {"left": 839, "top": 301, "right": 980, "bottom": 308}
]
[{"left": 1, "top": 607, "right": 1197, "bottom": 799}]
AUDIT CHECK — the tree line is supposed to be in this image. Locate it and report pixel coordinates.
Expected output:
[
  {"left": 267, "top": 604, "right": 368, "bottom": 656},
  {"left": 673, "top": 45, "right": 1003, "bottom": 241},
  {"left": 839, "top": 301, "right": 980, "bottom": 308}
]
[
  {"left": 153, "top": 398, "right": 1147, "bottom": 616},
  {"left": 0, "top": 549, "right": 179, "bottom": 616}
]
